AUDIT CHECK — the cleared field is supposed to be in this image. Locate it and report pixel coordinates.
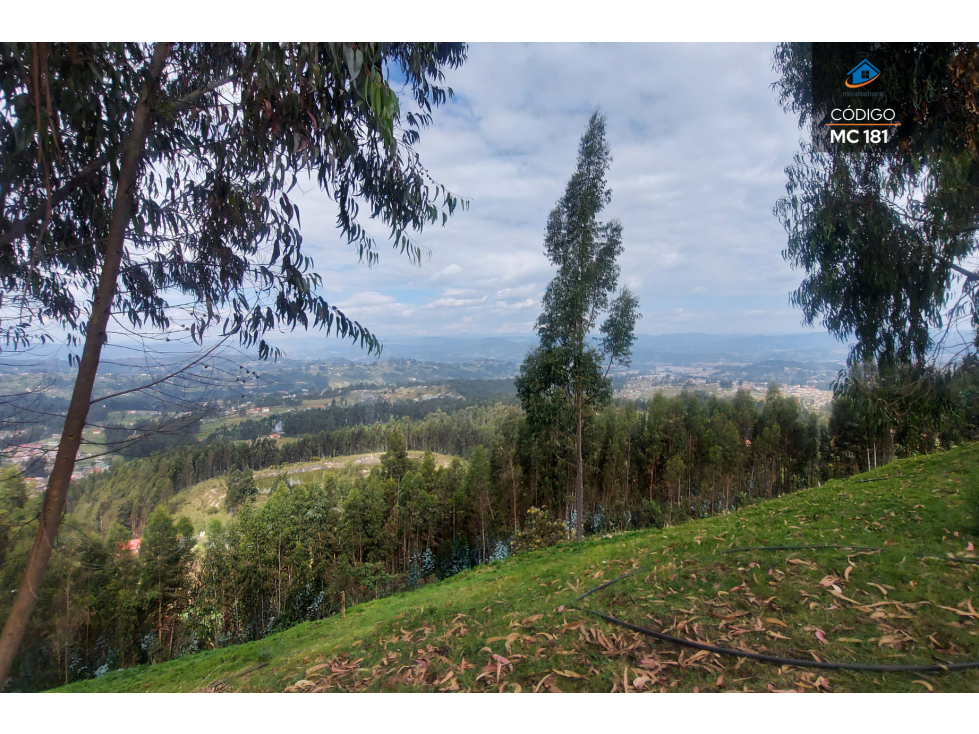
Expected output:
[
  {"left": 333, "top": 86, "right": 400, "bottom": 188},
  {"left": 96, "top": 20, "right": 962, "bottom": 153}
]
[{"left": 168, "top": 451, "right": 459, "bottom": 531}]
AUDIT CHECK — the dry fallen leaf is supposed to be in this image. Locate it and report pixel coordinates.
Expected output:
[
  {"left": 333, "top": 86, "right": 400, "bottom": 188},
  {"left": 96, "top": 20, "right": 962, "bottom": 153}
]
[
  {"left": 787, "top": 558, "right": 817, "bottom": 568},
  {"left": 552, "top": 669, "right": 587, "bottom": 679},
  {"left": 532, "top": 675, "right": 551, "bottom": 693},
  {"left": 914, "top": 680, "right": 934, "bottom": 692},
  {"left": 828, "top": 588, "right": 862, "bottom": 605},
  {"left": 877, "top": 634, "right": 905, "bottom": 648},
  {"left": 936, "top": 603, "right": 979, "bottom": 620}
]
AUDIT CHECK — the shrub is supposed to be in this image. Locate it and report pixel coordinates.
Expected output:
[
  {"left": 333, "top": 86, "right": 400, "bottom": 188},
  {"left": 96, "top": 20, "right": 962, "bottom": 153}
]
[
  {"left": 224, "top": 469, "right": 257, "bottom": 512},
  {"left": 511, "top": 507, "right": 567, "bottom": 554},
  {"left": 637, "top": 498, "right": 665, "bottom": 529}
]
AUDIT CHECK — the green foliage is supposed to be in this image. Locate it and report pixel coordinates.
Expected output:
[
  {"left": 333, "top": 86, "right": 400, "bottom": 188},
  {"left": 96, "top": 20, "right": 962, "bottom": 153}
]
[
  {"left": 824, "top": 358, "right": 979, "bottom": 474},
  {"left": 224, "top": 469, "right": 257, "bottom": 513},
  {"left": 16, "top": 385, "right": 845, "bottom": 690},
  {"left": 140, "top": 508, "right": 194, "bottom": 661},
  {"left": 1, "top": 42, "right": 468, "bottom": 355},
  {"left": 174, "top": 516, "right": 195, "bottom": 543},
  {"left": 637, "top": 498, "right": 665, "bottom": 529},
  {"left": 0, "top": 469, "right": 34, "bottom": 580},
  {"left": 773, "top": 43, "right": 979, "bottom": 365},
  {"left": 75, "top": 403, "right": 521, "bottom": 533},
  {"left": 0, "top": 468, "right": 27, "bottom": 510},
  {"left": 517, "top": 110, "right": 640, "bottom": 541},
  {"left": 463, "top": 446, "right": 491, "bottom": 497},
  {"left": 510, "top": 507, "right": 567, "bottom": 554},
  {"left": 381, "top": 430, "right": 411, "bottom": 485}
]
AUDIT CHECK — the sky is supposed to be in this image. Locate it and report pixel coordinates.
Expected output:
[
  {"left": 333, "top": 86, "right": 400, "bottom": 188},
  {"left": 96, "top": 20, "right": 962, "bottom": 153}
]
[{"left": 287, "top": 42, "right": 813, "bottom": 344}]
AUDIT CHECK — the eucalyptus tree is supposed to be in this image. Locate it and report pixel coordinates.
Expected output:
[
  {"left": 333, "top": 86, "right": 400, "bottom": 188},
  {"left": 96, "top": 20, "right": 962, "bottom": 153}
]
[
  {"left": 516, "top": 111, "right": 640, "bottom": 542},
  {"left": 773, "top": 42, "right": 979, "bottom": 367},
  {"left": 0, "top": 41, "right": 466, "bottom": 686}
]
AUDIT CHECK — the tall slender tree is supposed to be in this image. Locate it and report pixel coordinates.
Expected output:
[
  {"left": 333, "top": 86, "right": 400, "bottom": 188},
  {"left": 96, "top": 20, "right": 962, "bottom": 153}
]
[
  {"left": 516, "top": 110, "right": 640, "bottom": 541},
  {"left": 0, "top": 42, "right": 467, "bottom": 687}
]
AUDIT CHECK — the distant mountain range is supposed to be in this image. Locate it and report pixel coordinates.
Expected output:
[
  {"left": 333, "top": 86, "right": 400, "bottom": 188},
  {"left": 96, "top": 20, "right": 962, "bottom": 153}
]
[
  {"left": 289, "top": 332, "right": 850, "bottom": 367},
  {"left": 2, "top": 332, "right": 851, "bottom": 374},
  {"left": 628, "top": 332, "right": 850, "bottom": 366}
]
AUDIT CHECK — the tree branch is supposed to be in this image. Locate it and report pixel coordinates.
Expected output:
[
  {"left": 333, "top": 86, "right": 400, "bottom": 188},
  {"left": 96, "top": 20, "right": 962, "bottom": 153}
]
[
  {"left": 88, "top": 337, "right": 229, "bottom": 405},
  {"left": 0, "top": 154, "right": 110, "bottom": 249},
  {"left": 169, "top": 75, "right": 235, "bottom": 112},
  {"left": 0, "top": 75, "right": 237, "bottom": 250},
  {"left": 948, "top": 261, "right": 979, "bottom": 283}
]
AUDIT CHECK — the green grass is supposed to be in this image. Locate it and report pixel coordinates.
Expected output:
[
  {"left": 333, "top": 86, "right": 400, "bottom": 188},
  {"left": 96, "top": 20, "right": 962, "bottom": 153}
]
[{"left": 58, "top": 444, "right": 979, "bottom": 693}]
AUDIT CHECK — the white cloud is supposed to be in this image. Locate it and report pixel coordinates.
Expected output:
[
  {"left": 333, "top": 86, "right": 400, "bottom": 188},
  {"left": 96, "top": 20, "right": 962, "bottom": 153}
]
[
  {"left": 430, "top": 263, "right": 463, "bottom": 281},
  {"left": 286, "top": 43, "right": 812, "bottom": 340},
  {"left": 495, "top": 283, "right": 537, "bottom": 299},
  {"left": 427, "top": 295, "right": 488, "bottom": 308},
  {"left": 337, "top": 291, "right": 414, "bottom": 320},
  {"left": 492, "top": 298, "right": 536, "bottom": 313}
]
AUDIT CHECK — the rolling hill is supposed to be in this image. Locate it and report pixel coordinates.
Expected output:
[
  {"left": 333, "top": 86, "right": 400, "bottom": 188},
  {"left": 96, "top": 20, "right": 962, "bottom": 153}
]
[{"left": 59, "top": 444, "right": 979, "bottom": 693}]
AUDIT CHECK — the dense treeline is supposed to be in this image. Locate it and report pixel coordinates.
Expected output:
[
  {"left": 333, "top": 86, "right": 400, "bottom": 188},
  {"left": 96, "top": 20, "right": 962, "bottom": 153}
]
[
  {"left": 211, "top": 396, "right": 475, "bottom": 442},
  {"left": 73, "top": 404, "right": 514, "bottom": 534},
  {"left": 5, "top": 386, "right": 834, "bottom": 690},
  {"left": 12, "top": 374, "right": 979, "bottom": 690},
  {"left": 1, "top": 471, "right": 195, "bottom": 690},
  {"left": 826, "top": 358, "right": 979, "bottom": 474},
  {"left": 209, "top": 379, "right": 518, "bottom": 443}
]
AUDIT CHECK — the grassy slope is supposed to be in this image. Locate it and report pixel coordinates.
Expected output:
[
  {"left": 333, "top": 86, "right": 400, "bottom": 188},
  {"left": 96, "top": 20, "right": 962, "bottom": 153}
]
[{"left": 60, "top": 444, "right": 979, "bottom": 693}]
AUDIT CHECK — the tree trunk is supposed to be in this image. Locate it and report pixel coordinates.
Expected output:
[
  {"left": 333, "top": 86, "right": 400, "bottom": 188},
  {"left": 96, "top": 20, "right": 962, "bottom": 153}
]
[
  {"left": 0, "top": 43, "right": 170, "bottom": 690},
  {"left": 575, "top": 403, "right": 584, "bottom": 542},
  {"left": 64, "top": 569, "right": 70, "bottom": 685},
  {"left": 511, "top": 461, "right": 519, "bottom": 532},
  {"left": 624, "top": 436, "right": 630, "bottom": 520}
]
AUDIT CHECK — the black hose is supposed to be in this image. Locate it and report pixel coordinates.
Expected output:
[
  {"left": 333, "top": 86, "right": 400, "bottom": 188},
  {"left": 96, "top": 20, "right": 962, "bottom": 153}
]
[
  {"left": 570, "top": 603, "right": 979, "bottom": 673},
  {"left": 571, "top": 544, "right": 979, "bottom": 674}
]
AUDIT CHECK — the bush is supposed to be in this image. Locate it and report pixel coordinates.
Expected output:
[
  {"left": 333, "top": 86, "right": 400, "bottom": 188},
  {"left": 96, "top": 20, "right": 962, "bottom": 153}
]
[
  {"left": 511, "top": 507, "right": 567, "bottom": 554},
  {"left": 224, "top": 469, "right": 257, "bottom": 512},
  {"left": 637, "top": 498, "right": 665, "bottom": 529}
]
